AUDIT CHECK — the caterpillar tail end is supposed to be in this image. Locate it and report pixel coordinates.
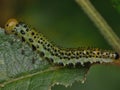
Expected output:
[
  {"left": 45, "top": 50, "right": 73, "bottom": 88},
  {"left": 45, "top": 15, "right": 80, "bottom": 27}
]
[
  {"left": 113, "top": 53, "right": 120, "bottom": 66},
  {"left": 5, "top": 18, "right": 18, "bottom": 34}
]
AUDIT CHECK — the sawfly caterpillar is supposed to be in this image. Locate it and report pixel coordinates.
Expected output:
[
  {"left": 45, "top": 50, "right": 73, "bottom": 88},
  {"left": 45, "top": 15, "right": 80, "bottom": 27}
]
[{"left": 4, "top": 18, "right": 119, "bottom": 66}]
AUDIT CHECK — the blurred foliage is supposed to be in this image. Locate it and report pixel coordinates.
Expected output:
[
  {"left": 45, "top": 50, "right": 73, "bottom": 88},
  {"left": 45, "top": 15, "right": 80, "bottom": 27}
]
[
  {"left": 111, "top": 0, "right": 120, "bottom": 13},
  {"left": 0, "top": 0, "right": 120, "bottom": 90},
  {"left": 0, "top": 0, "right": 26, "bottom": 26}
]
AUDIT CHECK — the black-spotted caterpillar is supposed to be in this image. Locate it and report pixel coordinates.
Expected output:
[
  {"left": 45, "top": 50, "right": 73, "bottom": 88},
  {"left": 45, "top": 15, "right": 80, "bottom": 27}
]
[{"left": 4, "top": 18, "right": 119, "bottom": 66}]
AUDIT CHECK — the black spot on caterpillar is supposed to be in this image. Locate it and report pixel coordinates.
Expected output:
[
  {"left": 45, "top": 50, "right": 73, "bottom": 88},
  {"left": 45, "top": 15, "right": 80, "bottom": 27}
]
[{"left": 4, "top": 18, "right": 119, "bottom": 66}]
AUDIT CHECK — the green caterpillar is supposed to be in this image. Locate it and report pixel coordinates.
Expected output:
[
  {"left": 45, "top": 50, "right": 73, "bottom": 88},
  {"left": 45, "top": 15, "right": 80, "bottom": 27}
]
[{"left": 4, "top": 18, "right": 119, "bottom": 66}]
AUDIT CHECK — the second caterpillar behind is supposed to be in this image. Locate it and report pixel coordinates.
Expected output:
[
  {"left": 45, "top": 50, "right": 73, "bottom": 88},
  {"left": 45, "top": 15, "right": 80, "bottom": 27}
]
[{"left": 4, "top": 18, "right": 119, "bottom": 66}]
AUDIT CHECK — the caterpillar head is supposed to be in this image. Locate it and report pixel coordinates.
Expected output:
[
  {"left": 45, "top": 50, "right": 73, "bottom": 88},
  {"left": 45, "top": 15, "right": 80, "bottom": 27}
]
[{"left": 5, "top": 18, "right": 18, "bottom": 34}]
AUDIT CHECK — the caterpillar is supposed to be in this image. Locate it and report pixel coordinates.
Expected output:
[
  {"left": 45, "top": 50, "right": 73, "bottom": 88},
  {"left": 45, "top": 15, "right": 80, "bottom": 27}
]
[{"left": 4, "top": 18, "right": 119, "bottom": 66}]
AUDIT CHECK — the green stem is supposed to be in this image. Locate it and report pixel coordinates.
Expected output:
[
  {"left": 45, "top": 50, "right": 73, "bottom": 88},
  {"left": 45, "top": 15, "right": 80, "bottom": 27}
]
[{"left": 76, "top": 0, "right": 120, "bottom": 55}]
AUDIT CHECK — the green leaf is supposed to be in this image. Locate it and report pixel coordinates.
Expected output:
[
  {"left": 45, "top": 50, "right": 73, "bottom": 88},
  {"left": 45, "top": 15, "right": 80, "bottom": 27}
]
[{"left": 0, "top": 28, "right": 89, "bottom": 90}]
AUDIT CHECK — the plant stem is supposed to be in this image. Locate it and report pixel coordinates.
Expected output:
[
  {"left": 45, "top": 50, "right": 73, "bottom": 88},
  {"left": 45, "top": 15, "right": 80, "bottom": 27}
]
[{"left": 76, "top": 0, "right": 120, "bottom": 55}]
